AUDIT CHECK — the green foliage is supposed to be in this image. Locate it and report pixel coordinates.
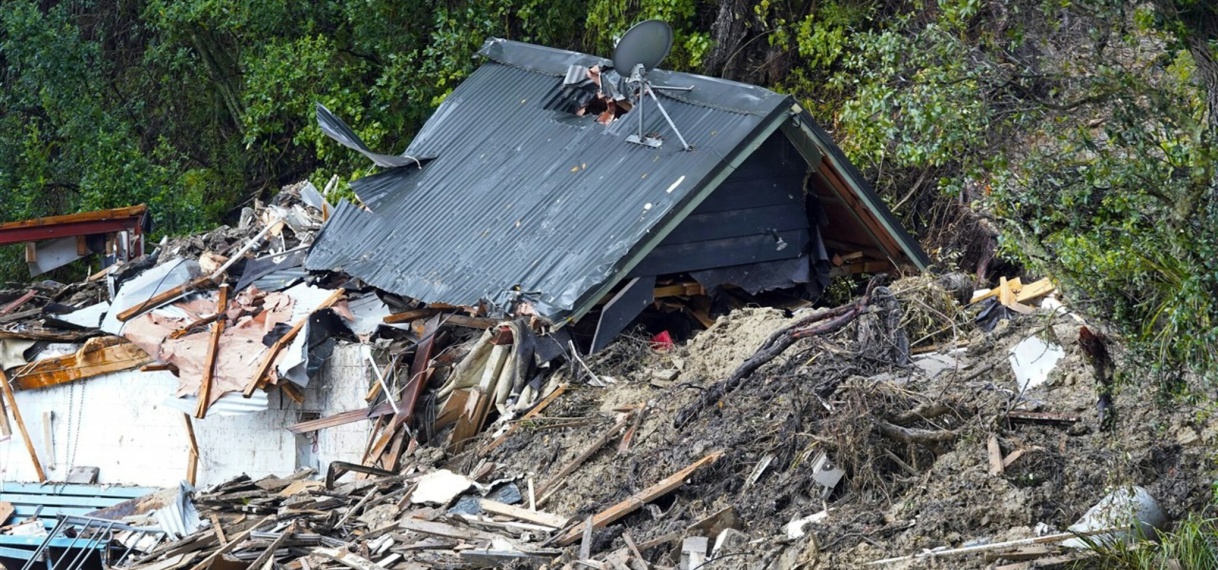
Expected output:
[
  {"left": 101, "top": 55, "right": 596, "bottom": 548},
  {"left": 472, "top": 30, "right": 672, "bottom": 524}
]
[
  {"left": 1074, "top": 513, "right": 1218, "bottom": 569},
  {"left": 992, "top": 20, "right": 1218, "bottom": 379},
  {"left": 2, "top": 0, "right": 1218, "bottom": 385},
  {"left": 585, "top": 0, "right": 710, "bottom": 70}
]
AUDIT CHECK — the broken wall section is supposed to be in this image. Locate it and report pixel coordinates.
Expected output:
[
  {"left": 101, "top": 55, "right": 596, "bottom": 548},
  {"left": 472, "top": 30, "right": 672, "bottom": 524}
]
[{"left": 0, "top": 344, "right": 370, "bottom": 487}]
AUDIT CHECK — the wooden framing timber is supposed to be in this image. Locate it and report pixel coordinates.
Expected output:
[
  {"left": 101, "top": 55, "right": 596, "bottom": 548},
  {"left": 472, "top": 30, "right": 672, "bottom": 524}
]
[
  {"left": 555, "top": 451, "right": 723, "bottom": 545},
  {"left": 0, "top": 369, "right": 45, "bottom": 481},
  {"left": 195, "top": 285, "right": 229, "bottom": 419},
  {"left": 116, "top": 276, "right": 216, "bottom": 322}
]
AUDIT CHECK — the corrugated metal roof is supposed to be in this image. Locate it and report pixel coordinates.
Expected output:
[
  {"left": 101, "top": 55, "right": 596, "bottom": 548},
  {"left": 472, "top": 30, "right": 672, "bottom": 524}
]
[
  {"left": 307, "top": 42, "right": 788, "bottom": 322},
  {"left": 307, "top": 39, "right": 926, "bottom": 323}
]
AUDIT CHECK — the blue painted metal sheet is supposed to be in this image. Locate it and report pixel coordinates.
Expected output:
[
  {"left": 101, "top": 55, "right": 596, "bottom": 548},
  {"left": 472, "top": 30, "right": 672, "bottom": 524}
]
[{"left": 0, "top": 482, "right": 158, "bottom": 559}]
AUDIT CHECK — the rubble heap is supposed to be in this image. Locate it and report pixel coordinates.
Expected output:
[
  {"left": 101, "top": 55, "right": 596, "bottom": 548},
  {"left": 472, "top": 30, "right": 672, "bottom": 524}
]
[{"left": 0, "top": 186, "right": 1213, "bottom": 570}]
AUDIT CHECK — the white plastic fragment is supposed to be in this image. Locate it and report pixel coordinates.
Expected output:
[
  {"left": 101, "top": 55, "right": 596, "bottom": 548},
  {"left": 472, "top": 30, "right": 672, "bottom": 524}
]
[
  {"left": 1062, "top": 486, "right": 1167, "bottom": 549},
  {"left": 785, "top": 510, "right": 829, "bottom": 539},
  {"left": 1008, "top": 336, "right": 1065, "bottom": 391},
  {"left": 411, "top": 469, "right": 475, "bottom": 505}
]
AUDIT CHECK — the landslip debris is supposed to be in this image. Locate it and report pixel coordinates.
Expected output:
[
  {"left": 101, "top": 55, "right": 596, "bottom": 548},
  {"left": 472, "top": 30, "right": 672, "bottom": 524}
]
[{"left": 0, "top": 185, "right": 1208, "bottom": 569}]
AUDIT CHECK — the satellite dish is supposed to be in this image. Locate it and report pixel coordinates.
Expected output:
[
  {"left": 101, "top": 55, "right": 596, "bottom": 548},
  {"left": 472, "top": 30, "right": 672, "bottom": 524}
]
[
  {"left": 613, "top": 20, "right": 692, "bottom": 151},
  {"left": 612, "top": 20, "right": 673, "bottom": 73}
]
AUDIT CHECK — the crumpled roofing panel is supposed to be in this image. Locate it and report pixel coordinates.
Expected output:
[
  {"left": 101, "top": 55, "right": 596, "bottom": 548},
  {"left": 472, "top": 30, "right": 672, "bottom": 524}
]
[{"left": 307, "top": 40, "right": 789, "bottom": 322}]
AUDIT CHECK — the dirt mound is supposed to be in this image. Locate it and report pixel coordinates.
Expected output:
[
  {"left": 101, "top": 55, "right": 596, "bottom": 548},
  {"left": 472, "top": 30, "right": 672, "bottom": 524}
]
[{"left": 457, "top": 281, "right": 1216, "bottom": 569}]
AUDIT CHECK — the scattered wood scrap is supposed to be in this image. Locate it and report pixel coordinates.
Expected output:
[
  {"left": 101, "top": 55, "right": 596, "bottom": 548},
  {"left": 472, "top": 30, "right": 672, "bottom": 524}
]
[{"left": 970, "top": 277, "right": 1056, "bottom": 312}]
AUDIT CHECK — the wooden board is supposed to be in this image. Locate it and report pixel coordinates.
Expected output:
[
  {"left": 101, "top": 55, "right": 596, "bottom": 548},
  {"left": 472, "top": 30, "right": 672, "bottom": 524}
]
[
  {"left": 555, "top": 451, "right": 723, "bottom": 545},
  {"left": 478, "top": 499, "right": 569, "bottom": 529}
]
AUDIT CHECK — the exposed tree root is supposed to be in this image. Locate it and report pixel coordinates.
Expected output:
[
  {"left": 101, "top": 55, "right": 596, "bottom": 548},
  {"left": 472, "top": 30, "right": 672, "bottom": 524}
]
[{"left": 673, "top": 279, "right": 883, "bottom": 429}]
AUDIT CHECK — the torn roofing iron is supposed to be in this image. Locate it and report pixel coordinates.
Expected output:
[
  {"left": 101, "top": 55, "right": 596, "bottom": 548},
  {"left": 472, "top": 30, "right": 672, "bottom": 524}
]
[{"left": 307, "top": 39, "right": 925, "bottom": 323}]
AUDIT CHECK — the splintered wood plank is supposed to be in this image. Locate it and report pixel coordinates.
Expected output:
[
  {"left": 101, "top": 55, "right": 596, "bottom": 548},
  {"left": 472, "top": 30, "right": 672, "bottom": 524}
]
[
  {"left": 247, "top": 524, "right": 293, "bottom": 570},
  {"left": 382, "top": 308, "right": 438, "bottom": 324},
  {"left": 181, "top": 414, "right": 199, "bottom": 486},
  {"left": 1015, "top": 278, "right": 1055, "bottom": 303},
  {"left": 0, "top": 369, "right": 44, "bottom": 481},
  {"left": 12, "top": 336, "right": 152, "bottom": 390},
  {"left": 0, "top": 291, "right": 35, "bottom": 316},
  {"left": 367, "top": 315, "right": 441, "bottom": 461},
  {"left": 195, "top": 284, "right": 229, "bottom": 419},
  {"left": 185, "top": 515, "right": 275, "bottom": 570},
  {"left": 116, "top": 275, "right": 216, "bottom": 322},
  {"left": 987, "top": 435, "right": 1004, "bottom": 476},
  {"left": 287, "top": 402, "right": 398, "bottom": 433},
  {"left": 971, "top": 277, "right": 1024, "bottom": 304},
  {"left": 538, "top": 413, "right": 632, "bottom": 505},
  {"left": 433, "top": 389, "right": 471, "bottom": 431},
  {"left": 443, "top": 314, "right": 498, "bottom": 329},
  {"left": 478, "top": 499, "right": 569, "bottom": 529},
  {"left": 315, "top": 548, "right": 382, "bottom": 570},
  {"left": 555, "top": 451, "right": 724, "bottom": 545}
]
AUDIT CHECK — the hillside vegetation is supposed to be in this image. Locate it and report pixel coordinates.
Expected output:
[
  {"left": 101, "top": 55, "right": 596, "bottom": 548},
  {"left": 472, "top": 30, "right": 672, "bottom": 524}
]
[{"left": 1, "top": 0, "right": 1215, "bottom": 377}]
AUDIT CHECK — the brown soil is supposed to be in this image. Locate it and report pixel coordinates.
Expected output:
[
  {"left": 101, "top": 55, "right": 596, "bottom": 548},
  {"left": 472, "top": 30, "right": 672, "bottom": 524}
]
[{"left": 441, "top": 278, "right": 1217, "bottom": 569}]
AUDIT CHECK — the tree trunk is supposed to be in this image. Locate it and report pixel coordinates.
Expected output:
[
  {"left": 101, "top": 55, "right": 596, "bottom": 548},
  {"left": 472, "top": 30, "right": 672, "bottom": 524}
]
[
  {"left": 1152, "top": 0, "right": 1218, "bottom": 131},
  {"left": 701, "top": 0, "right": 750, "bottom": 80}
]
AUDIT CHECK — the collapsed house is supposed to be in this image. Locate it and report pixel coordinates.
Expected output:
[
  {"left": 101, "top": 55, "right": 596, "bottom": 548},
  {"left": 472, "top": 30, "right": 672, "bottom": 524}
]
[
  {"left": 0, "top": 35, "right": 934, "bottom": 567},
  {"left": 308, "top": 38, "right": 928, "bottom": 351}
]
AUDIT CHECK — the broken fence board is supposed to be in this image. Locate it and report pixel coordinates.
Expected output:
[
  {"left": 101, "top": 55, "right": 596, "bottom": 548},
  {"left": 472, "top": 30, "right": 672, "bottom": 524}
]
[{"left": 556, "top": 451, "right": 723, "bottom": 545}]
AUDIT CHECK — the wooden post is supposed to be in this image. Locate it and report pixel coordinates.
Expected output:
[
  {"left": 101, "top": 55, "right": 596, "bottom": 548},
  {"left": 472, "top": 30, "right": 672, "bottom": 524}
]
[
  {"left": 0, "top": 370, "right": 45, "bottom": 481},
  {"left": 181, "top": 413, "right": 199, "bottom": 486},
  {"left": 0, "top": 395, "right": 12, "bottom": 439}
]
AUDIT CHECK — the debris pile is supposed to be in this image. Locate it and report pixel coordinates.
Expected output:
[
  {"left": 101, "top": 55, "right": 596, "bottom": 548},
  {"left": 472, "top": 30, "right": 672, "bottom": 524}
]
[
  {"left": 65, "top": 272, "right": 1204, "bottom": 570},
  {"left": 0, "top": 189, "right": 1213, "bottom": 570}
]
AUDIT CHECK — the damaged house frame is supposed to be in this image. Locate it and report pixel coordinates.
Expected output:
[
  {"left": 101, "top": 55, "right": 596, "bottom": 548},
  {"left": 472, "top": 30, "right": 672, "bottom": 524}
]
[{"left": 308, "top": 34, "right": 928, "bottom": 352}]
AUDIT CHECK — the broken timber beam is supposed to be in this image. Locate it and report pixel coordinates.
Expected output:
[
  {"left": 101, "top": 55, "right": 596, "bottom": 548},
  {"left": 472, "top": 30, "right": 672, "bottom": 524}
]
[
  {"left": 538, "top": 413, "right": 632, "bottom": 505},
  {"left": 287, "top": 401, "right": 400, "bottom": 434},
  {"left": 10, "top": 336, "right": 151, "bottom": 391},
  {"left": 382, "top": 308, "right": 438, "bottom": 324},
  {"left": 478, "top": 499, "right": 569, "bottom": 528},
  {"left": 0, "top": 291, "right": 36, "bottom": 316},
  {"left": 116, "top": 275, "right": 216, "bottom": 322},
  {"left": 0, "top": 369, "right": 44, "bottom": 481},
  {"left": 181, "top": 414, "right": 199, "bottom": 486},
  {"left": 243, "top": 289, "right": 344, "bottom": 397},
  {"left": 555, "top": 451, "right": 723, "bottom": 545},
  {"left": 195, "top": 285, "right": 229, "bottom": 419}
]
